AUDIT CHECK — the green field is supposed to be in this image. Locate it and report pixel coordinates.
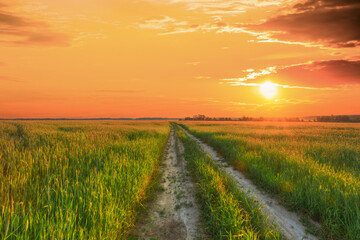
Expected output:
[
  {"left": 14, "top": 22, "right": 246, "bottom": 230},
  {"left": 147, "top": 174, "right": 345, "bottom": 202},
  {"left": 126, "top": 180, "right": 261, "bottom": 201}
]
[
  {"left": 1, "top": 120, "right": 359, "bottom": 239},
  {"left": 181, "top": 121, "right": 360, "bottom": 239},
  {"left": 0, "top": 121, "right": 169, "bottom": 239}
]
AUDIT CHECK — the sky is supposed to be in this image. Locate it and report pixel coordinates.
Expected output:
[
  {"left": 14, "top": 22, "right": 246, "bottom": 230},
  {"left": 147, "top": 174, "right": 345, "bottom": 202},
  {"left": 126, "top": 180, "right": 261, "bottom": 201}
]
[{"left": 0, "top": 0, "right": 359, "bottom": 118}]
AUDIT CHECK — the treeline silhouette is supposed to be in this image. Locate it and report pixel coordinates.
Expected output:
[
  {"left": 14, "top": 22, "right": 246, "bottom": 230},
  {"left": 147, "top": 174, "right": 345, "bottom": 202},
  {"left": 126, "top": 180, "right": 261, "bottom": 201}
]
[
  {"left": 315, "top": 115, "right": 360, "bottom": 122},
  {"left": 184, "top": 114, "right": 360, "bottom": 122},
  {"left": 184, "top": 115, "right": 302, "bottom": 122}
]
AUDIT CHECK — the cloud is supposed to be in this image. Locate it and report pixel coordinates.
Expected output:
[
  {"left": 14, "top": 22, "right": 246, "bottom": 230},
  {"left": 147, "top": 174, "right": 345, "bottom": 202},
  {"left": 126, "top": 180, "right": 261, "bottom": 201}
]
[
  {"left": 137, "top": 16, "right": 200, "bottom": 35},
  {"left": 137, "top": 15, "right": 320, "bottom": 48},
  {"left": 186, "top": 61, "right": 200, "bottom": 66},
  {"left": 195, "top": 76, "right": 211, "bottom": 80},
  {"left": 0, "top": 75, "right": 22, "bottom": 82},
  {"left": 293, "top": 0, "right": 359, "bottom": 11},
  {"left": 164, "top": 0, "right": 287, "bottom": 15},
  {"left": 177, "top": 96, "right": 314, "bottom": 110},
  {"left": 248, "top": 0, "right": 360, "bottom": 48},
  {"left": 0, "top": 11, "right": 30, "bottom": 26},
  {"left": 221, "top": 59, "right": 360, "bottom": 88},
  {"left": 138, "top": 16, "right": 228, "bottom": 35},
  {"left": 304, "top": 60, "right": 360, "bottom": 83},
  {"left": 222, "top": 79, "right": 328, "bottom": 90},
  {"left": 138, "top": 16, "right": 188, "bottom": 30},
  {"left": 234, "top": 97, "right": 316, "bottom": 106},
  {"left": 0, "top": 3, "right": 70, "bottom": 46},
  {"left": 96, "top": 89, "right": 144, "bottom": 94},
  {"left": 222, "top": 67, "right": 276, "bottom": 82}
]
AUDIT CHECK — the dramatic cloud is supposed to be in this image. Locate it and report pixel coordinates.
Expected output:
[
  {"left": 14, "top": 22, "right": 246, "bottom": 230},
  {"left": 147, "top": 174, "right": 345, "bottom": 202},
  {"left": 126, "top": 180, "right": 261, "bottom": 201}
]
[
  {"left": 293, "top": 0, "right": 359, "bottom": 11},
  {"left": 0, "top": 3, "right": 69, "bottom": 46},
  {"left": 222, "top": 59, "right": 360, "bottom": 88},
  {"left": 249, "top": 0, "right": 360, "bottom": 47},
  {"left": 304, "top": 60, "right": 360, "bottom": 83}
]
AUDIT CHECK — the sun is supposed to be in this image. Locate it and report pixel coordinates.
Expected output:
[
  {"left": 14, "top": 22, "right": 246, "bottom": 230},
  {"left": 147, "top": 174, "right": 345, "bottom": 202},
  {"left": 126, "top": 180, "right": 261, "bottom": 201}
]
[{"left": 260, "top": 81, "right": 277, "bottom": 99}]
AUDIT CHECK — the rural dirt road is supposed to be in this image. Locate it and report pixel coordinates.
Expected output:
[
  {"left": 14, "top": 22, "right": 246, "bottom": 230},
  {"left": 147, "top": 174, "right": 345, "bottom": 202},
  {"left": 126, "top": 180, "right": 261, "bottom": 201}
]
[
  {"left": 134, "top": 126, "right": 205, "bottom": 240},
  {"left": 179, "top": 126, "right": 318, "bottom": 240}
]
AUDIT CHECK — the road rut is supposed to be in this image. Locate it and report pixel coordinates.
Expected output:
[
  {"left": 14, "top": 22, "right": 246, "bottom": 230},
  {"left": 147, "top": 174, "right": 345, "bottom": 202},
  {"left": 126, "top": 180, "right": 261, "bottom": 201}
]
[{"left": 133, "top": 126, "right": 205, "bottom": 240}]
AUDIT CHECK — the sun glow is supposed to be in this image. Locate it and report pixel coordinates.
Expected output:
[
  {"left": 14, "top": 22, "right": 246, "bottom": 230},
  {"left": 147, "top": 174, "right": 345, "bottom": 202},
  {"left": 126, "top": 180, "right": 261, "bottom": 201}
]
[{"left": 260, "top": 81, "right": 277, "bottom": 99}]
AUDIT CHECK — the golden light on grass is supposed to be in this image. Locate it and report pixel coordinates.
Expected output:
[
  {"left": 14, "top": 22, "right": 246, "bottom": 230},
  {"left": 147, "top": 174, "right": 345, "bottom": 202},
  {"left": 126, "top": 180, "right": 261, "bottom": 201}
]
[{"left": 260, "top": 81, "right": 278, "bottom": 99}]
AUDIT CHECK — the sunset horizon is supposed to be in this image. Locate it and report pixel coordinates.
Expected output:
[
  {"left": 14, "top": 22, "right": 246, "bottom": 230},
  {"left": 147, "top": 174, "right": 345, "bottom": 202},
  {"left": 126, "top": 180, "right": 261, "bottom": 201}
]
[{"left": 1, "top": 0, "right": 359, "bottom": 118}]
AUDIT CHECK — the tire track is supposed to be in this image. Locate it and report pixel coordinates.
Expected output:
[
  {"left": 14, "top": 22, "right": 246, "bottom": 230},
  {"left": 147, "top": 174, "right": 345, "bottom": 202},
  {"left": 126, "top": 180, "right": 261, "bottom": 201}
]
[{"left": 133, "top": 125, "right": 205, "bottom": 240}]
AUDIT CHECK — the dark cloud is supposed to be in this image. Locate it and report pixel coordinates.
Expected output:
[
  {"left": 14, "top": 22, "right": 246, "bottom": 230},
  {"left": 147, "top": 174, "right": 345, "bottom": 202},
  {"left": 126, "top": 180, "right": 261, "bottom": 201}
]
[
  {"left": 307, "top": 60, "right": 360, "bottom": 81},
  {"left": 293, "top": 0, "right": 359, "bottom": 11},
  {"left": 0, "top": 12, "right": 29, "bottom": 26},
  {"left": 0, "top": 4, "right": 69, "bottom": 46},
  {"left": 250, "top": 1, "right": 360, "bottom": 47},
  {"left": 277, "top": 60, "right": 360, "bottom": 87}
]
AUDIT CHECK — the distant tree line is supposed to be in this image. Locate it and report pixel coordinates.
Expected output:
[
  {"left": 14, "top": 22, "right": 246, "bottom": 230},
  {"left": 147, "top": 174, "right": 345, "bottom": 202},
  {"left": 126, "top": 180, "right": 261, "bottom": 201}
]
[
  {"left": 184, "top": 115, "right": 302, "bottom": 122},
  {"left": 184, "top": 114, "right": 360, "bottom": 122},
  {"left": 315, "top": 115, "right": 360, "bottom": 122}
]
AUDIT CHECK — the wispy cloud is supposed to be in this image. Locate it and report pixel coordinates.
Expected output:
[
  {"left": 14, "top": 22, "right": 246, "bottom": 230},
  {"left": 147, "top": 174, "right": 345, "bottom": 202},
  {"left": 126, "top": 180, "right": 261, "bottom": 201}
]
[
  {"left": 0, "top": 75, "right": 22, "bottom": 82},
  {"left": 223, "top": 81, "right": 333, "bottom": 90},
  {"left": 233, "top": 97, "right": 316, "bottom": 106},
  {"left": 138, "top": 16, "right": 188, "bottom": 30},
  {"left": 138, "top": 16, "right": 224, "bottom": 35},
  {"left": 195, "top": 76, "right": 211, "bottom": 80},
  {"left": 222, "top": 67, "right": 276, "bottom": 82},
  {"left": 164, "top": 0, "right": 289, "bottom": 15},
  {"left": 96, "top": 89, "right": 144, "bottom": 94},
  {"left": 136, "top": 15, "right": 325, "bottom": 48},
  {"left": 186, "top": 61, "right": 200, "bottom": 66},
  {"left": 177, "top": 96, "right": 316, "bottom": 109},
  {"left": 0, "top": 1, "right": 70, "bottom": 47}
]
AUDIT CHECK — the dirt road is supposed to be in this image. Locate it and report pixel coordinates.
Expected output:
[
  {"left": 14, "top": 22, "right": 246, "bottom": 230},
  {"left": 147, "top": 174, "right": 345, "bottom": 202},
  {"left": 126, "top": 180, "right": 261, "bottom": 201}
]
[
  {"left": 179, "top": 126, "right": 318, "bottom": 240},
  {"left": 133, "top": 126, "right": 205, "bottom": 240}
]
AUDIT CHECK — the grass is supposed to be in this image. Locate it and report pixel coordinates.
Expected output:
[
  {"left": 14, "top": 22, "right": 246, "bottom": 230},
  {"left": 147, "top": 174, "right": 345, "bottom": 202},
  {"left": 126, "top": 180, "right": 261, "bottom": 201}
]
[
  {"left": 175, "top": 124, "right": 281, "bottom": 240},
  {"left": 0, "top": 120, "right": 169, "bottom": 240},
  {"left": 181, "top": 121, "right": 360, "bottom": 239},
  {"left": 3, "top": 120, "right": 357, "bottom": 239}
]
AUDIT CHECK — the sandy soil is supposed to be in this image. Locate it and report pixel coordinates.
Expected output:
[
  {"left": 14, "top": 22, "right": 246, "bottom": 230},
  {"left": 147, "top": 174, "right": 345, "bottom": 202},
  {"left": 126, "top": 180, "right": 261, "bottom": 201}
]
[
  {"left": 180, "top": 126, "right": 318, "bottom": 240},
  {"left": 133, "top": 126, "right": 205, "bottom": 240}
]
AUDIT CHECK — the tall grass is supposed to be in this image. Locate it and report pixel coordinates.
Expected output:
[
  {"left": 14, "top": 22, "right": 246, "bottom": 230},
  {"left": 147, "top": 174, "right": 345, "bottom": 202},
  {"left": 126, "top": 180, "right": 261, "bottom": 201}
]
[
  {"left": 176, "top": 125, "right": 281, "bottom": 240},
  {"left": 0, "top": 121, "right": 169, "bottom": 239},
  {"left": 181, "top": 122, "right": 360, "bottom": 239}
]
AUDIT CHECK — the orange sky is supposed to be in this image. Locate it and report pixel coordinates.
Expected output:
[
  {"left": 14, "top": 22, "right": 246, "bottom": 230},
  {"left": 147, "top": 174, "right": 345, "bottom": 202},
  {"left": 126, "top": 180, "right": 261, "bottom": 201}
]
[{"left": 1, "top": 0, "right": 359, "bottom": 118}]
